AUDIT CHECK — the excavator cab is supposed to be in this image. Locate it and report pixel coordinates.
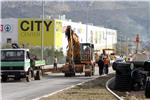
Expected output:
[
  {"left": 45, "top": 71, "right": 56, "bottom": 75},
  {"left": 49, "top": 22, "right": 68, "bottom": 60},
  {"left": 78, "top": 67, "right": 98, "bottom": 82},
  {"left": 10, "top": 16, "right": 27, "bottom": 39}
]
[{"left": 80, "top": 43, "right": 94, "bottom": 63}]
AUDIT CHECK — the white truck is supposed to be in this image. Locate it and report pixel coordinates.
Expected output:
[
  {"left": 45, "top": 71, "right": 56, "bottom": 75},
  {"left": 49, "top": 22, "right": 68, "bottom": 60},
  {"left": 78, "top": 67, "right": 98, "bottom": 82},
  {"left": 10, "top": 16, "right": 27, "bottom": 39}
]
[{"left": 1, "top": 49, "right": 45, "bottom": 82}]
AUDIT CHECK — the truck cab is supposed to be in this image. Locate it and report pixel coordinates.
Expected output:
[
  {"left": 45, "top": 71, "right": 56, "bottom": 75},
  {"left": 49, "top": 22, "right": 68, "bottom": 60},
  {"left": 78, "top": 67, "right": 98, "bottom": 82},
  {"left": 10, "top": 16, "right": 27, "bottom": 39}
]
[{"left": 1, "top": 49, "right": 45, "bottom": 82}]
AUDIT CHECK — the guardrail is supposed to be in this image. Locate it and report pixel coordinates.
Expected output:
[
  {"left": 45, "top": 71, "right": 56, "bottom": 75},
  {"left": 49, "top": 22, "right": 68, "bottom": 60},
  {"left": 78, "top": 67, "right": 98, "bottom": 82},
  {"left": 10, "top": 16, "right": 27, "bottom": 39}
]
[{"left": 106, "top": 77, "right": 124, "bottom": 100}]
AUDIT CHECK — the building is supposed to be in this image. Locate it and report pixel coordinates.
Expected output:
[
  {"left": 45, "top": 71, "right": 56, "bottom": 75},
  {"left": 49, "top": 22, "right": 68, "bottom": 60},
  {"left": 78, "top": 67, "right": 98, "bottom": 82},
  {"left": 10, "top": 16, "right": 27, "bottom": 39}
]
[
  {"left": 1, "top": 18, "right": 117, "bottom": 54},
  {"left": 1, "top": 18, "right": 18, "bottom": 45}
]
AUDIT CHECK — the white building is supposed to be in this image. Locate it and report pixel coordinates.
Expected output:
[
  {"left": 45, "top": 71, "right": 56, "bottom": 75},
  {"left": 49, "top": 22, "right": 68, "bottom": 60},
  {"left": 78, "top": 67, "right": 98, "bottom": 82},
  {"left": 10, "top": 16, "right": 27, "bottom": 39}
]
[
  {"left": 1, "top": 18, "right": 18, "bottom": 46},
  {"left": 1, "top": 18, "right": 117, "bottom": 54}
]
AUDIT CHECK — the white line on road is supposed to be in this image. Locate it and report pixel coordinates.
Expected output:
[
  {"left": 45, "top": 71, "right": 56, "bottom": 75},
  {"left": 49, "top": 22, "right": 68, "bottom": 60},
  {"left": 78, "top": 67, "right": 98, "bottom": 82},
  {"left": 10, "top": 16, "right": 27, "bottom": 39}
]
[
  {"left": 33, "top": 67, "right": 115, "bottom": 100},
  {"left": 33, "top": 76, "right": 99, "bottom": 100}
]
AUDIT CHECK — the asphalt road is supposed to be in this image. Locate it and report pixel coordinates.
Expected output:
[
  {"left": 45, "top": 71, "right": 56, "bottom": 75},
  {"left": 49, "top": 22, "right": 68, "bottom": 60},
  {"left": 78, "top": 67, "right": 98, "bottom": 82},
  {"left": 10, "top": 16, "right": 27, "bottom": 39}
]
[{"left": 1, "top": 67, "right": 114, "bottom": 100}]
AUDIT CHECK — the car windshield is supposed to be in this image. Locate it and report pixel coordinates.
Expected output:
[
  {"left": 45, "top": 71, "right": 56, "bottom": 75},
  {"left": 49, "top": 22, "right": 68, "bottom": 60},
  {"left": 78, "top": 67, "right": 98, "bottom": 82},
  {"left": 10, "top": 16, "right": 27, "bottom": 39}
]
[{"left": 1, "top": 50, "right": 25, "bottom": 61}]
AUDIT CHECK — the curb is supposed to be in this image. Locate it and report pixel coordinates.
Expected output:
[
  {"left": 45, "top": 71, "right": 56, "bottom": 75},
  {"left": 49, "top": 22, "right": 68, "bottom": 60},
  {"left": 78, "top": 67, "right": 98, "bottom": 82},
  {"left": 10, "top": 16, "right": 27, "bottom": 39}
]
[
  {"left": 34, "top": 67, "right": 115, "bottom": 100},
  {"left": 106, "top": 77, "right": 123, "bottom": 100}
]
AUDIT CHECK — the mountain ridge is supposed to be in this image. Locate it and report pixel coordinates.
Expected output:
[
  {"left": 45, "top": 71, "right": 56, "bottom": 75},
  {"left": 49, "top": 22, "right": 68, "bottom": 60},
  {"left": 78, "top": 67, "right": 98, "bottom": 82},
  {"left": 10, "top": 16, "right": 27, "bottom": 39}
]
[{"left": 1, "top": 1, "right": 150, "bottom": 42}]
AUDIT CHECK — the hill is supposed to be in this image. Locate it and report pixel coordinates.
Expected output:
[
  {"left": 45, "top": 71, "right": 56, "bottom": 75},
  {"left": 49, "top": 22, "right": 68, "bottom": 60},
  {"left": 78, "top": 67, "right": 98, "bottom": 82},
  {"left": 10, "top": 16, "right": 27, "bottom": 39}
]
[{"left": 1, "top": 1, "right": 150, "bottom": 48}]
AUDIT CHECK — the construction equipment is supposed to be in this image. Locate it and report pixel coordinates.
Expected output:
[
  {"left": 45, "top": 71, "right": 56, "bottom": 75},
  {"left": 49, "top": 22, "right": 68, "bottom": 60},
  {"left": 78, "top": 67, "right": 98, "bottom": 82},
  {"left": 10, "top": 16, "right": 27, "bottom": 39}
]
[
  {"left": 102, "top": 49, "right": 115, "bottom": 57},
  {"left": 62, "top": 26, "right": 95, "bottom": 77},
  {"left": 1, "top": 48, "right": 45, "bottom": 82}
]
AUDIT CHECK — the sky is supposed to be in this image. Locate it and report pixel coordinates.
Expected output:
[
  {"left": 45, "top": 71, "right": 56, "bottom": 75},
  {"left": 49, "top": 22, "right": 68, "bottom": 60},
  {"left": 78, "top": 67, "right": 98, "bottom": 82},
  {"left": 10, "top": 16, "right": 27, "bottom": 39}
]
[{"left": 1, "top": 0, "right": 149, "bottom": 2}]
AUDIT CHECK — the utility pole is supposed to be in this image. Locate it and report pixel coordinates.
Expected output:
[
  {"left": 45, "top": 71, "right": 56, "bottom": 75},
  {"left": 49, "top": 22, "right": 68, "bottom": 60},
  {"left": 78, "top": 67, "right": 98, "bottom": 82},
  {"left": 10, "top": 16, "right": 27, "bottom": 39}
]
[
  {"left": 120, "top": 35, "right": 122, "bottom": 55},
  {"left": 86, "top": 4, "right": 89, "bottom": 43},
  {"left": 86, "top": 2, "right": 93, "bottom": 43},
  {"left": 126, "top": 37, "right": 129, "bottom": 56},
  {"left": 135, "top": 34, "right": 140, "bottom": 53},
  {"left": 41, "top": 0, "right": 44, "bottom": 60},
  {"left": 105, "top": 29, "right": 107, "bottom": 49}
]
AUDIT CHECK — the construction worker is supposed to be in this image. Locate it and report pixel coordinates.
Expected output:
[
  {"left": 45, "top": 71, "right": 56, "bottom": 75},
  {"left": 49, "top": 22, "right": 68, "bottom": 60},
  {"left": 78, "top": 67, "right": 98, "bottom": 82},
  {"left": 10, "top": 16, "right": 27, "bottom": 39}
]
[
  {"left": 98, "top": 50, "right": 105, "bottom": 75},
  {"left": 98, "top": 55, "right": 104, "bottom": 75},
  {"left": 53, "top": 56, "right": 58, "bottom": 71},
  {"left": 103, "top": 54, "right": 110, "bottom": 75}
]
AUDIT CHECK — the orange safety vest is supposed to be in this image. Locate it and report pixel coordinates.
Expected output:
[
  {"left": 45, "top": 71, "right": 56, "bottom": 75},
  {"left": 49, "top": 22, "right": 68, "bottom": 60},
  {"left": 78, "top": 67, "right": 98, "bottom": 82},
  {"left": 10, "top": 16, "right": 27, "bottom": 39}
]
[{"left": 103, "top": 58, "right": 110, "bottom": 65}]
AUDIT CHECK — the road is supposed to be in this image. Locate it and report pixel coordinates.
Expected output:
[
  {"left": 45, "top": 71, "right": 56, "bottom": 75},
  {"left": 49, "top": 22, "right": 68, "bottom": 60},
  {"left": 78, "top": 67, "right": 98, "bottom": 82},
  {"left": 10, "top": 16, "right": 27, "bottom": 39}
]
[{"left": 1, "top": 67, "right": 114, "bottom": 100}]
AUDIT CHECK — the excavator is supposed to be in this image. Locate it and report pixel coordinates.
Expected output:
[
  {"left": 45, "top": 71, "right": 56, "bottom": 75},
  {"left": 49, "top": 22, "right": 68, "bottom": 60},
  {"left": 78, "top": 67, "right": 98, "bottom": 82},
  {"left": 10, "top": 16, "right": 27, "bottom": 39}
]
[{"left": 62, "top": 25, "right": 95, "bottom": 77}]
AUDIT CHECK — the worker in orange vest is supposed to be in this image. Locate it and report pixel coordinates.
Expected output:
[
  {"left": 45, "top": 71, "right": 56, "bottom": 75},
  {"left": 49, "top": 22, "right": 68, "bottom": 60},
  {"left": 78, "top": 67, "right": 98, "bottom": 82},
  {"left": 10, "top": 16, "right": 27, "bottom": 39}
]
[{"left": 103, "top": 54, "right": 110, "bottom": 75}]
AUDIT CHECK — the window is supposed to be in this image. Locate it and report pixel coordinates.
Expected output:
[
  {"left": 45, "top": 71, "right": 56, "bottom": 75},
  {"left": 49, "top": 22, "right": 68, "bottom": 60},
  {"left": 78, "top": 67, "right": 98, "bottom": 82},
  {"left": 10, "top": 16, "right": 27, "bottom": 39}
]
[
  {"left": 7, "top": 38, "right": 12, "bottom": 44},
  {"left": 1, "top": 50, "right": 25, "bottom": 61}
]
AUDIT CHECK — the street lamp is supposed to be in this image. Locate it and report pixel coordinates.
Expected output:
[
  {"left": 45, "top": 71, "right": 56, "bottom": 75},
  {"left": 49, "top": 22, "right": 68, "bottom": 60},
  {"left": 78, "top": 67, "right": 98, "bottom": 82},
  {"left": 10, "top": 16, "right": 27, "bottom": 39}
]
[
  {"left": 41, "top": 0, "right": 44, "bottom": 60},
  {"left": 86, "top": 1, "right": 93, "bottom": 43},
  {"left": 86, "top": 4, "right": 89, "bottom": 43},
  {"left": 126, "top": 37, "right": 129, "bottom": 56},
  {"left": 105, "top": 29, "right": 108, "bottom": 49}
]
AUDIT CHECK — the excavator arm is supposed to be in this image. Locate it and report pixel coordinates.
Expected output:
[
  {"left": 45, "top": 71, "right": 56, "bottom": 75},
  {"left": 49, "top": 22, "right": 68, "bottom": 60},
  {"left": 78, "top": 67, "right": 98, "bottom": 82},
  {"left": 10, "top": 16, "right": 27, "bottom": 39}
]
[{"left": 65, "top": 26, "right": 80, "bottom": 63}]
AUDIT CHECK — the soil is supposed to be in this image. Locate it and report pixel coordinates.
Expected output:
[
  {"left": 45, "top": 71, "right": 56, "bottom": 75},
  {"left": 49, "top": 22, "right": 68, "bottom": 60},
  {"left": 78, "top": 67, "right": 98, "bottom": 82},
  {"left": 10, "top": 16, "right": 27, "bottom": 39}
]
[{"left": 40, "top": 74, "right": 116, "bottom": 100}]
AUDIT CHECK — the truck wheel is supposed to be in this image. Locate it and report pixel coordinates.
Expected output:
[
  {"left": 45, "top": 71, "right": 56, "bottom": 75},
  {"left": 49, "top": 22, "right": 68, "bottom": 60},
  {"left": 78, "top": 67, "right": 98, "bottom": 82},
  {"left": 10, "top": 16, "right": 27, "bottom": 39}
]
[
  {"left": 65, "top": 73, "right": 68, "bottom": 77},
  {"left": 89, "top": 71, "right": 92, "bottom": 76},
  {"left": 14, "top": 76, "right": 21, "bottom": 81},
  {"left": 65, "top": 72, "right": 75, "bottom": 77},
  {"left": 1, "top": 75, "right": 8, "bottom": 82},
  {"left": 145, "top": 77, "right": 150, "bottom": 98},
  {"left": 71, "top": 72, "right": 75, "bottom": 77},
  {"left": 65, "top": 72, "right": 71, "bottom": 77},
  {"left": 92, "top": 66, "right": 95, "bottom": 76},
  {"left": 35, "top": 70, "right": 42, "bottom": 80},
  {"left": 26, "top": 70, "right": 32, "bottom": 82},
  {"left": 92, "top": 70, "right": 94, "bottom": 76},
  {"left": 85, "top": 71, "right": 91, "bottom": 77}
]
